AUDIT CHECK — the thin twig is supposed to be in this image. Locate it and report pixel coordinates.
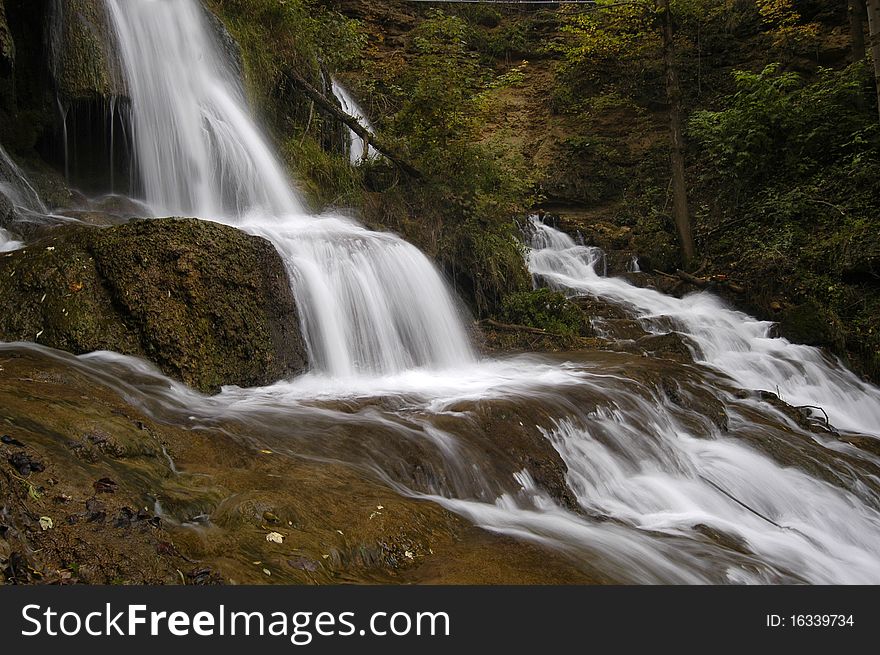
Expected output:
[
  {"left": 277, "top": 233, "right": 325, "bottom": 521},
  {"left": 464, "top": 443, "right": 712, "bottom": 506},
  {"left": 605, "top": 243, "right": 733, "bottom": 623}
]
[{"left": 699, "top": 475, "right": 787, "bottom": 530}]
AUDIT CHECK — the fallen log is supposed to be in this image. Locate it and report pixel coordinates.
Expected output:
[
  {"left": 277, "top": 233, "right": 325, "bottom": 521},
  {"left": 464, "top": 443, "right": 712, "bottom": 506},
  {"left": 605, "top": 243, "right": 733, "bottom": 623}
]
[
  {"left": 283, "top": 70, "right": 423, "bottom": 179},
  {"left": 674, "top": 269, "right": 745, "bottom": 294}
]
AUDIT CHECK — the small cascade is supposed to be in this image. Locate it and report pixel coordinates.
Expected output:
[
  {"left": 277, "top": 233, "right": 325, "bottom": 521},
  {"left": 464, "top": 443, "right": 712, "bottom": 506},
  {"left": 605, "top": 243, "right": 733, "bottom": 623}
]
[
  {"left": 527, "top": 215, "right": 880, "bottom": 436},
  {"left": 0, "top": 144, "right": 46, "bottom": 214},
  {"left": 0, "top": 145, "right": 45, "bottom": 252},
  {"left": 331, "top": 79, "right": 380, "bottom": 165}
]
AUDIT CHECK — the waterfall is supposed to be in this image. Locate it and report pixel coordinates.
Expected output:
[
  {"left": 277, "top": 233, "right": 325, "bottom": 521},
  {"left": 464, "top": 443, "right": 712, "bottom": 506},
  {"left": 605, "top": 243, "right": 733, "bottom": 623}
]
[
  {"left": 103, "top": 0, "right": 474, "bottom": 376},
  {"left": 527, "top": 215, "right": 880, "bottom": 436},
  {"left": 331, "top": 79, "right": 380, "bottom": 165},
  {"left": 1, "top": 145, "right": 46, "bottom": 252},
  {"left": 104, "top": 0, "right": 299, "bottom": 218},
  {"left": 0, "top": 145, "right": 46, "bottom": 215},
  {"left": 17, "top": 1, "right": 877, "bottom": 583}
]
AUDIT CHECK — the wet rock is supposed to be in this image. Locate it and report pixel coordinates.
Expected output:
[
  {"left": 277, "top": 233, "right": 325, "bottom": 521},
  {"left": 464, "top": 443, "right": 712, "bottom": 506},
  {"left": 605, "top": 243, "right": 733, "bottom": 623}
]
[
  {"left": 1, "top": 434, "right": 25, "bottom": 447},
  {"left": 446, "top": 400, "right": 581, "bottom": 511},
  {"left": 188, "top": 566, "right": 223, "bottom": 585},
  {"left": 48, "top": 0, "right": 126, "bottom": 102},
  {"left": 113, "top": 506, "right": 135, "bottom": 528},
  {"left": 0, "top": 218, "right": 309, "bottom": 392},
  {"left": 7, "top": 451, "right": 44, "bottom": 475},
  {"left": 633, "top": 331, "right": 699, "bottom": 363},
  {"left": 288, "top": 556, "right": 319, "bottom": 572},
  {"left": 0, "top": 189, "right": 13, "bottom": 228},
  {"left": 778, "top": 300, "right": 846, "bottom": 354},
  {"left": 0, "top": 1, "right": 13, "bottom": 74},
  {"left": 660, "top": 376, "right": 728, "bottom": 432},
  {"left": 93, "top": 477, "right": 118, "bottom": 494}
]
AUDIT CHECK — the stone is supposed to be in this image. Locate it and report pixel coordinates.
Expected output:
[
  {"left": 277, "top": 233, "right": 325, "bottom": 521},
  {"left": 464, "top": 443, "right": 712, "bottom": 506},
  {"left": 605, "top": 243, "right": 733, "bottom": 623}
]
[{"left": 0, "top": 217, "right": 308, "bottom": 392}]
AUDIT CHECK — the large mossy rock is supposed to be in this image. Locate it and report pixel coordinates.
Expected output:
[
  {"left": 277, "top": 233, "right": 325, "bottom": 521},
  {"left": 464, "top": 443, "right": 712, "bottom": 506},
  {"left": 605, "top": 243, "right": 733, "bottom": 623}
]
[
  {"left": 778, "top": 300, "right": 847, "bottom": 354},
  {"left": 48, "top": 0, "right": 125, "bottom": 102},
  {"left": 0, "top": 218, "right": 308, "bottom": 392}
]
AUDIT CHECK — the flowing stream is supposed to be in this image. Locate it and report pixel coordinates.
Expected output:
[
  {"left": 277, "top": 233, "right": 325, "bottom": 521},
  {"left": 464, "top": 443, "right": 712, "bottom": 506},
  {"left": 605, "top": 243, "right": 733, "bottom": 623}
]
[{"left": 1, "top": 0, "right": 879, "bottom": 583}]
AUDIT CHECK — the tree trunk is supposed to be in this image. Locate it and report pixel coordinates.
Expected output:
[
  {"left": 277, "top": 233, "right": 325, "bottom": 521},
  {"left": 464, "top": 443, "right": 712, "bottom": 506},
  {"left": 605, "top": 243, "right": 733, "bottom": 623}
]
[
  {"left": 848, "top": 0, "right": 866, "bottom": 61},
  {"left": 867, "top": 0, "right": 880, "bottom": 122},
  {"left": 658, "top": 0, "right": 695, "bottom": 267}
]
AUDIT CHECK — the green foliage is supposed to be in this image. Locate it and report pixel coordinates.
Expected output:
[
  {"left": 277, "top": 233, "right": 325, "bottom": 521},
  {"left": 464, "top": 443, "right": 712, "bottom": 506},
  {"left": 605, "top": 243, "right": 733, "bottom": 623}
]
[
  {"left": 551, "top": 0, "right": 765, "bottom": 111},
  {"left": 689, "top": 63, "right": 875, "bottom": 191},
  {"left": 689, "top": 61, "right": 880, "bottom": 379},
  {"left": 370, "top": 10, "right": 535, "bottom": 315},
  {"left": 281, "top": 136, "right": 364, "bottom": 210},
  {"left": 206, "top": 0, "right": 364, "bottom": 105},
  {"left": 498, "top": 289, "right": 587, "bottom": 336},
  {"left": 390, "top": 12, "right": 485, "bottom": 166}
]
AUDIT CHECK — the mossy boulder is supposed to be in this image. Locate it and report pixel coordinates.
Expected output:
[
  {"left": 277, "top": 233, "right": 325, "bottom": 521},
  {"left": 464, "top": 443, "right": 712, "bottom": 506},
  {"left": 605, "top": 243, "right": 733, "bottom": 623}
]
[
  {"left": 48, "top": 0, "right": 125, "bottom": 102},
  {"left": 779, "top": 300, "right": 847, "bottom": 354},
  {"left": 0, "top": 217, "right": 308, "bottom": 392}
]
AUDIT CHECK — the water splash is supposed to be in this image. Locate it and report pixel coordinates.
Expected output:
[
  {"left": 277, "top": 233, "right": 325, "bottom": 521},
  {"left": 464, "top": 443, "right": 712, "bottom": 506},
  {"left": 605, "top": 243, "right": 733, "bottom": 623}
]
[{"left": 1, "top": 145, "right": 46, "bottom": 252}]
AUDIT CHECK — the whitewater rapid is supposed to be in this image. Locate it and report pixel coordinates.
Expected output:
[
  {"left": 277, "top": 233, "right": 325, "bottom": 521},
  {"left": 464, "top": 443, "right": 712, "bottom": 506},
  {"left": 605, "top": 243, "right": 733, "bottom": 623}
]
[{"left": 528, "top": 216, "right": 880, "bottom": 437}]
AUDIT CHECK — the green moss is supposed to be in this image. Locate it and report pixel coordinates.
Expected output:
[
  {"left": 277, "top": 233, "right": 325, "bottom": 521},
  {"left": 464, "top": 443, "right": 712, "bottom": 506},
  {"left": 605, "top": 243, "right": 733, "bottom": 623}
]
[
  {"left": 498, "top": 288, "right": 587, "bottom": 336},
  {"left": 0, "top": 1, "right": 14, "bottom": 69},
  {"left": 0, "top": 218, "right": 308, "bottom": 392},
  {"left": 51, "top": 0, "right": 124, "bottom": 101}
]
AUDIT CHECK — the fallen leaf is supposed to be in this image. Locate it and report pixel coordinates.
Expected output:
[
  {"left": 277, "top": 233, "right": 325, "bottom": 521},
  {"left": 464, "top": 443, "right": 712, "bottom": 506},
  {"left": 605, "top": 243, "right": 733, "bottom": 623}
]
[
  {"left": 266, "top": 531, "right": 284, "bottom": 544},
  {"left": 262, "top": 568, "right": 271, "bottom": 576},
  {"left": 39, "top": 516, "right": 54, "bottom": 531}
]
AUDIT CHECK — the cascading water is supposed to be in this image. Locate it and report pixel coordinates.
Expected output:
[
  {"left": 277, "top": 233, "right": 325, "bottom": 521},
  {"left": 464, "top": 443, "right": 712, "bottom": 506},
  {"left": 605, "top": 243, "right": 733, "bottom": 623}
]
[
  {"left": 17, "top": 0, "right": 877, "bottom": 583},
  {"left": 104, "top": 0, "right": 299, "bottom": 218},
  {"left": 331, "top": 80, "right": 380, "bottom": 165},
  {"left": 1, "top": 145, "right": 46, "bottom": 251},
  {"left": 103, "top": 0, "right": 474, "bottom": 376},
  {"left": 0, "top": 145, "right": 46, "bottom": 215},
  {"left": 527, "top": 215, "right": 880, "bottom": 436}
]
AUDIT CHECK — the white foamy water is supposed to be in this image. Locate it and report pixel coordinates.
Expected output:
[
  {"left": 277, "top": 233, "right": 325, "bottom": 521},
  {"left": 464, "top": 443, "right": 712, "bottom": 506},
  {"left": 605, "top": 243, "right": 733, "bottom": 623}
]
[
  {"left": 331, "top": 80, "right": 380, "bottom": 164},
  {"left": 527, "top": 215, "right": 880, "bottom": 437},
  {"left": 104, "top": 0, "right": 474, "bottom": 376},
  {"left": 9, "top": 340, "right": 880, "bottom": 584}
]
